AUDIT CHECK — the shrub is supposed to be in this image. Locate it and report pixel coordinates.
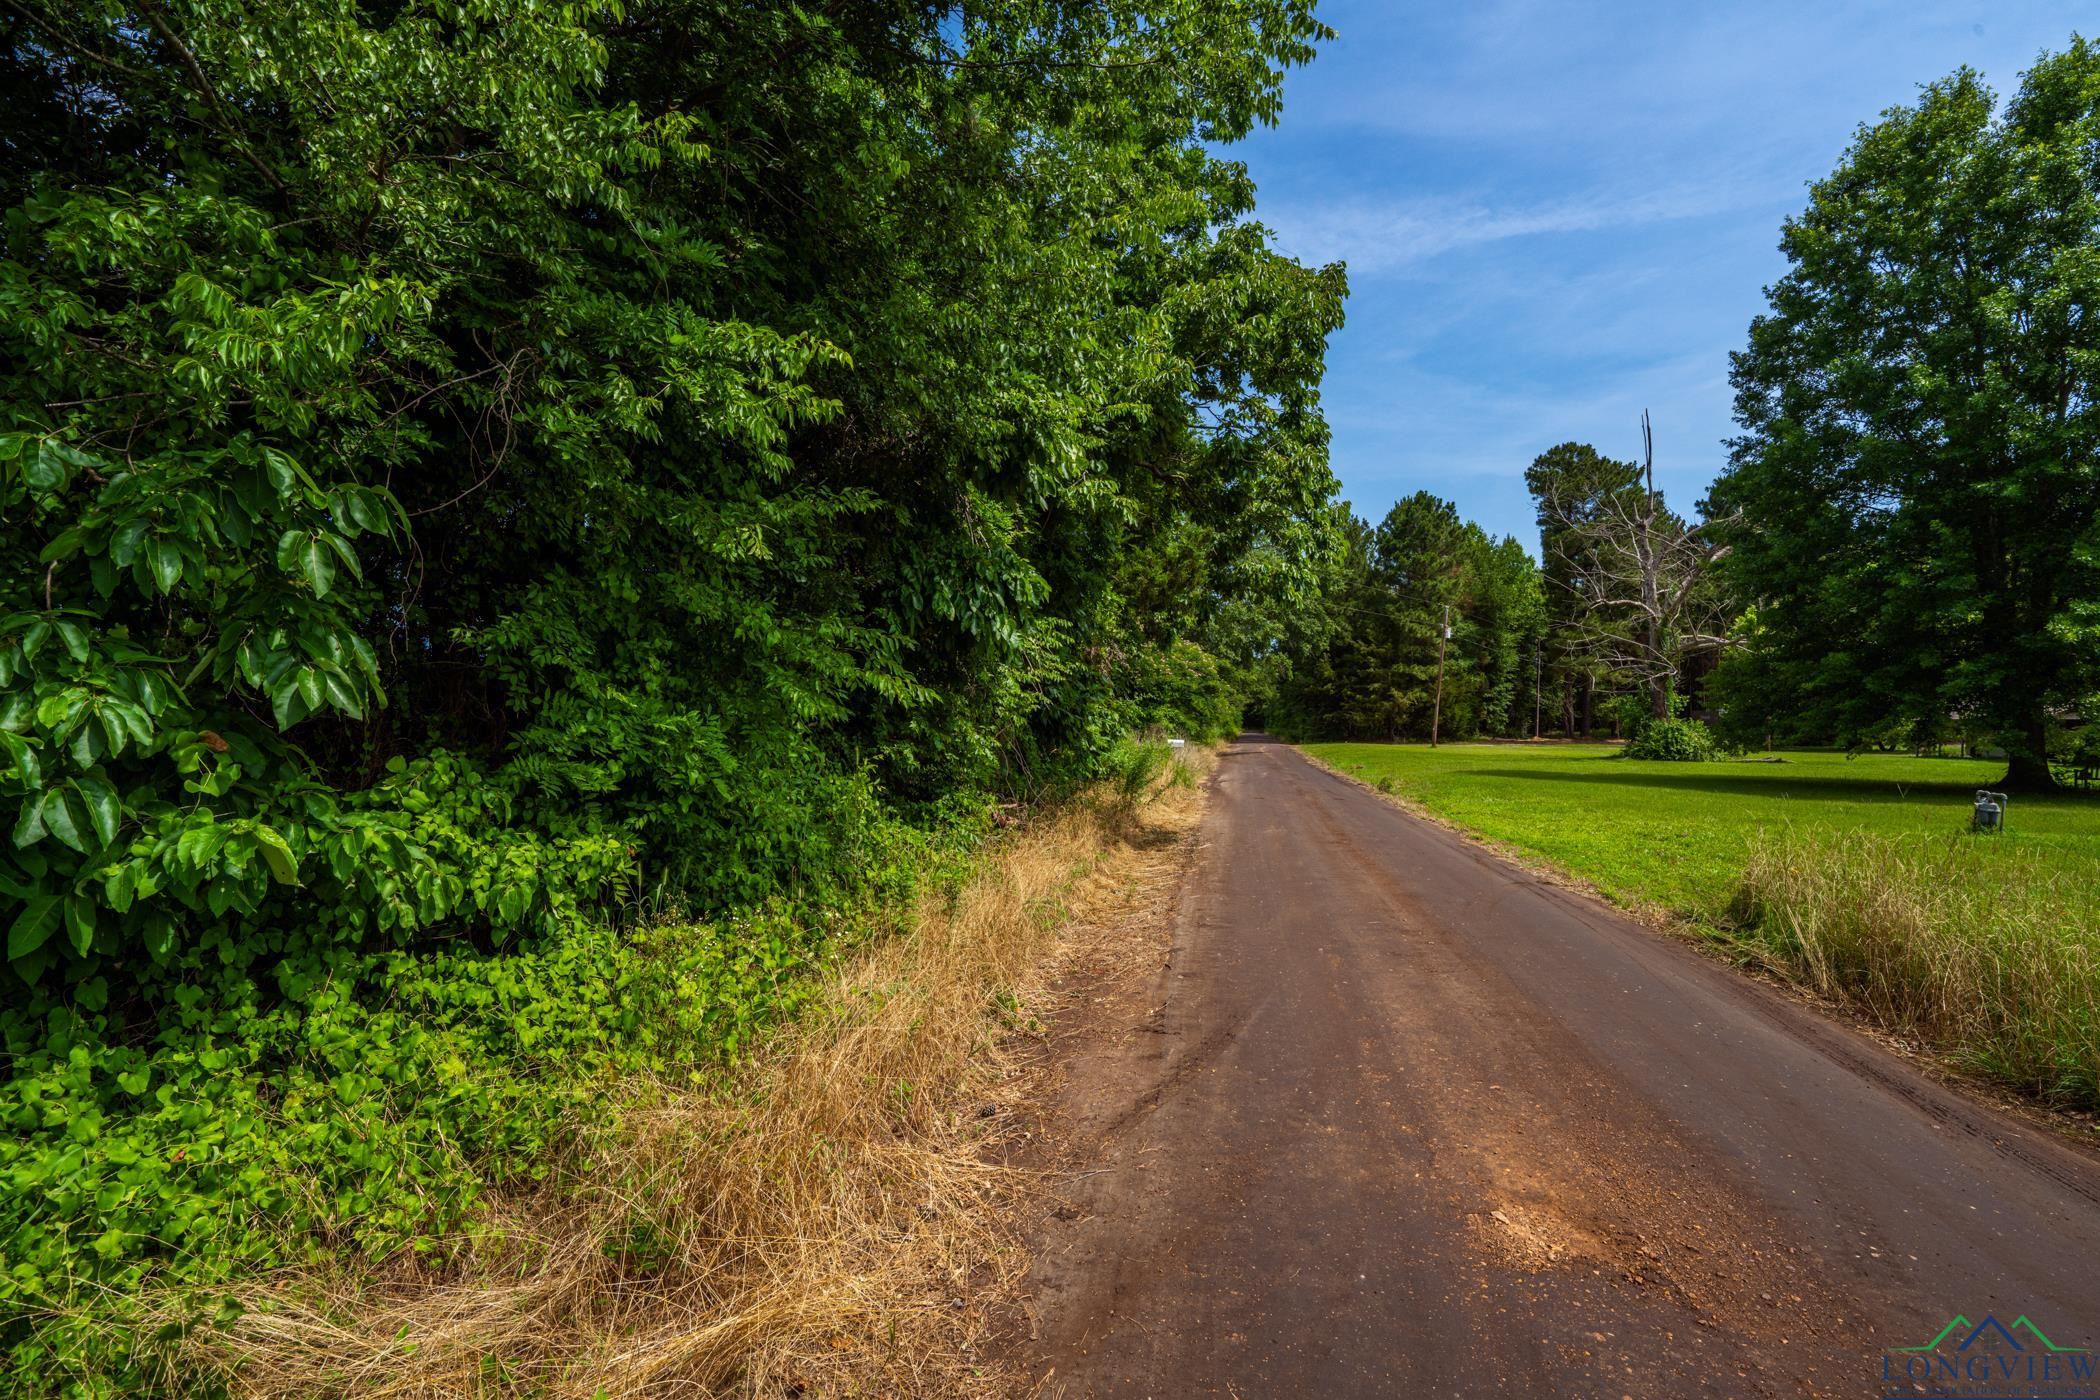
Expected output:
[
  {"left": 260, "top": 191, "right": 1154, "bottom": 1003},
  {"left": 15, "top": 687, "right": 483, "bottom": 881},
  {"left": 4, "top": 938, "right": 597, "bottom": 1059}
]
[{"left": 1624, "top": 717, "right": 1720, "bottom": 762}]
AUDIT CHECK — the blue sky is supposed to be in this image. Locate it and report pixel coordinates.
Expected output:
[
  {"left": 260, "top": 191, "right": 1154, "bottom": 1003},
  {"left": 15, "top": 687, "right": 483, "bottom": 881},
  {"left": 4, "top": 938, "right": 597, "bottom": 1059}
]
[{"left": 1234, "top": 1, "right": 2094, "bottom": 549}]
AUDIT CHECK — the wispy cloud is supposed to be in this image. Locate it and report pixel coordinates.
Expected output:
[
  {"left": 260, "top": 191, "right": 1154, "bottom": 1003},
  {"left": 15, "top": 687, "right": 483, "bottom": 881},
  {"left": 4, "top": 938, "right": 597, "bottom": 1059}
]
[{"left": 1262, "top": 180, "right": 1758, "bottom": 276}]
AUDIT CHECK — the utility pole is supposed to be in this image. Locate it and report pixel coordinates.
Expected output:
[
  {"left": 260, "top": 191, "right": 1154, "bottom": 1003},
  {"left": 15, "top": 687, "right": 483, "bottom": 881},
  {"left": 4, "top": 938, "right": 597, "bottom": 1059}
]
[
  {"left": 1430, "top": 602, "right": 1450, "bottom": 747},
  {"left": 1533, "top": 650, "right": 1543, "bottom": 740}
]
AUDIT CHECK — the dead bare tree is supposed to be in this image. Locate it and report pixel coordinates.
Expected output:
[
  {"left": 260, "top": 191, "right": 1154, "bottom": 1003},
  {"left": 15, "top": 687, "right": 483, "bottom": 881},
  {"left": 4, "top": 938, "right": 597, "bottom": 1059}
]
[{"left": 1540, "top": 412, "right": 1736, "bottom": 719}]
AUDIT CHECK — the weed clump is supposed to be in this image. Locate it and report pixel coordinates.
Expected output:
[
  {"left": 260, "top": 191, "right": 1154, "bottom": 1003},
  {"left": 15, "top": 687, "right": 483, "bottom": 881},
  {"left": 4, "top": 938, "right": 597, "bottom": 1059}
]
[{"left": 1098, "top": 738, "right": 1196, "bottom": 829}]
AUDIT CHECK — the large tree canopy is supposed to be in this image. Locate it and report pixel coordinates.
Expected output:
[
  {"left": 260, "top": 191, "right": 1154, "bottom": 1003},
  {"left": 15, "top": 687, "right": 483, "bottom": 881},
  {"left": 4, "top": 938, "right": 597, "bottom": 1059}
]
[
  {"left": 0, "top": 2, "right": 1346, "bottom": 1379},
  {"left": 1, "top": 0, "right": 1343, "bottom": 977},
  {"left": 1717, "top": 41, "right": 2100, "bottom": 787}
]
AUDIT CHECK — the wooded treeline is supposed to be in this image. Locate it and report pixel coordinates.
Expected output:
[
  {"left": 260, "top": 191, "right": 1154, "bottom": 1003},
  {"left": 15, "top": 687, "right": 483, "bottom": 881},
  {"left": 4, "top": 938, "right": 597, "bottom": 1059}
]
[
  {"left": 1264, "top": 493, "right": 1545, "bottom": 741},
  {"left": 1264, "top": 439, "right": 1725, "bottom": 746},
  {"left": 1, "top": 1, "right": 1340, "bottom": 1385}
]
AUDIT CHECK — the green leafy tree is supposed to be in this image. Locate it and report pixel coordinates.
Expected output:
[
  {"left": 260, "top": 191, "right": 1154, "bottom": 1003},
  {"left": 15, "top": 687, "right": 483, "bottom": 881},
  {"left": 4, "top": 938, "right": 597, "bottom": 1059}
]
[
  {"left": 0, "top": 0, "right": 1346, "bottom": 1384},
  {"left": 1718, "top": 41, "right": 2100, "bottom": 788},
  {"left": 1465, "top": 530, "right": 1548, "bottom": 736},
  {"left": 1525, "top": 442, "right": 1642, "bottom": 733},
  {"left": 1269, "top": 494, "right": 1543, "bottom": 742}
]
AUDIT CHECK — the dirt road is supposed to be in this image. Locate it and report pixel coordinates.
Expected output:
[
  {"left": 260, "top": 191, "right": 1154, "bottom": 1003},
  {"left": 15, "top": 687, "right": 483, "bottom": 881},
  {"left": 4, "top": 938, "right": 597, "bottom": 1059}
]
[{"left": 1021, "top": 736, "right": 2100, "bottom": 1397}]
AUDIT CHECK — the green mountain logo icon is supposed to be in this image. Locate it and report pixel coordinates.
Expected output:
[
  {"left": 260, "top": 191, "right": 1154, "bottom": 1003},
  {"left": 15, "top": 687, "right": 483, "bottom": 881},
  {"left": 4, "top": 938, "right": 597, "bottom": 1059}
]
[{"left": 1893, "top": 1313, "right": 2088, "bottom": 1354}]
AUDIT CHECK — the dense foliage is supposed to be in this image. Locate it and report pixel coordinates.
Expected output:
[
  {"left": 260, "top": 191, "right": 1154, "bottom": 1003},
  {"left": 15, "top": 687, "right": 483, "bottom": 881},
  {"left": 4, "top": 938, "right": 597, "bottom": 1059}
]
[
  {"left": 1266, "top": 491, "right": 1545, "bottom": 741},
  {"left": 1717, "top": 42, "right": 2100, "bottom": 787},
  {"left": 0, "top": 0, "right": 1343, "bottom": 1386}
]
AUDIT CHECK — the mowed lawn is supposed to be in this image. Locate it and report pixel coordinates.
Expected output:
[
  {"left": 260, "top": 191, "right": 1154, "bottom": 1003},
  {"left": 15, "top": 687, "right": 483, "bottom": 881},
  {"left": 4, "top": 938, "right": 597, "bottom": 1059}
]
[{"left": 1298, "top": 742, "right": 2100, "bottom": 926}]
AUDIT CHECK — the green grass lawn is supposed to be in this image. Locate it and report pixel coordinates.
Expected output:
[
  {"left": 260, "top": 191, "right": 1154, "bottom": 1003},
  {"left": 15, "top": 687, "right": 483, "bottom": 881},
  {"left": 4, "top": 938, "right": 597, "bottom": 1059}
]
[
  {"left": 1299, "top": 741, "right": 2100, "bottom": 923},
  {"left": 1299, "top": 741, "right": 2100, "bottom": 1106}
]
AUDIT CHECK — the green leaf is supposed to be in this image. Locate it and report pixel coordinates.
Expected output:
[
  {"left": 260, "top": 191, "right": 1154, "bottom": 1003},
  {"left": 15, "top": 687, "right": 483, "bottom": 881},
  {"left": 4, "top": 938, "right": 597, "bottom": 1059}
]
[
  {"left": 11, "top": 796, "right": 45, "bottom": 848},
  {"left": 8, "top": 895, "right": 61, "bottom": 960},
  {"left": 299, "top": 537, "right": 335, "bottom": 597},
  {"left": 323, "top": 531, "right": 362, "bottom": 580},
  {"left": 77, "top": 775, "right": 120, "bottom": 846},
  {"left": 322, "top": 670, "right": 364, "bottom": 717},
  {"left": 255, "top": 829, "right": 299, "bottom": 885},
  {"left": 42, "top": 789, "right": 88, "bottom": 853},
  {"left": 26, "top": 440, "right": 70, "bottom": 492},
  {"left": 271, "top": 678, "right": 311, "bottom": 730},
  {"left": 111, "top": 520, "right": 146, "bottom": 567},
  {"left": 104, "top": 861, "right": 139, "bottom": 913},
  {"left": 63, "top": 895, "right": 95, "bottom": 956},
  {"left": 35, "top": 690, "right": 78, "bottom": 728},
  {"left": 341, "top": 488, "right": 387, "bottom": 536},
  {"left": 263, "top": 448, "right": 299, "bottom": 496},
  {"left": 147, "top": 539, "right": 183, "bottom": 594}
]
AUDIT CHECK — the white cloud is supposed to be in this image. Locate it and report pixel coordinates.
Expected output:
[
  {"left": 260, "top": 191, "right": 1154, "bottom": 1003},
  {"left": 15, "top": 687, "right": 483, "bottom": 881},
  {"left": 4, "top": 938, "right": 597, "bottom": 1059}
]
[{"left": 1261, "top": 179, "right": 1758, "bottom": 276}]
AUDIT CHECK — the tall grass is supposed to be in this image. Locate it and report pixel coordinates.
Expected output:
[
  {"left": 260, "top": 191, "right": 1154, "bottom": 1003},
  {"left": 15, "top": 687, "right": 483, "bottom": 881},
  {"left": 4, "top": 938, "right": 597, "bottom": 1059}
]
[
  {"left": 1097, "top": 736, "right": 1195, "bottom": 831},
  {"left": 1730, "top": 829, "right": 2100, "bottom": 1108},
  {"left": 166, "top": 747, "right": 1210, "bottom": 1397}
]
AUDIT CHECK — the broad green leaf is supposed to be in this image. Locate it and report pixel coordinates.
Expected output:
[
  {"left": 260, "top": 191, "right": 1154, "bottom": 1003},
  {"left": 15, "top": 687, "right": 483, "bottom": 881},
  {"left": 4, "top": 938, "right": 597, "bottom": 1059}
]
[
  {"left": 39, "top": 529, "right": 85, "bottom": 563},
  {"left": 263, "top": 448, "right": 298, "bottom": 495},
  {"left": 26, "top": 440, "right": 70, "bottom": 492},
  {"left": 41, "top": 789, "right": 87, "bottom": 853},
  {"left": 143, "top": 919, "right": 175, "bottom": 961},
  {"left": 255, "top": 830, "right": 299, "bottom": 886},
  {"left": 271, "top": 679, "right": 311, "bottom": 730},
  {"left": 103, "top": 861, "right": 138, "bottom": 913},
  {"left": 322, "top": 670, "right": 363, "bottom": 717},
  {"left": 324, "top": 532, "right": 362, "bottom": 580},
  {"left": 77, "top": 775, "right": 120, "bottom": 846},
  {"left": 7, "top": 895, "right": 61, "bottom": 960},
  {"left": 11, "top": 796, "right": 45, "bottom": 848},
  {"left": 299, "top": 537, "right": 335, "bottom": 596},
  {"left": 111, "top": 520, "right": 146, "bottom": 567},
  {"left": 147, "top": 539, "right": 182, "bottom": 594},
  {"left": 63, "top": 895, "right": 94, "bottom": 956}
]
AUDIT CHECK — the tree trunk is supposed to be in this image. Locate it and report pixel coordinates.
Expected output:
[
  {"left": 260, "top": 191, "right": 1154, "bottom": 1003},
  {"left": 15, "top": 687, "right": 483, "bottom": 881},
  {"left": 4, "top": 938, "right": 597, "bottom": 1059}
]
[{"left": 1999, "top": 711, "right": 2057, "bottom": 793}]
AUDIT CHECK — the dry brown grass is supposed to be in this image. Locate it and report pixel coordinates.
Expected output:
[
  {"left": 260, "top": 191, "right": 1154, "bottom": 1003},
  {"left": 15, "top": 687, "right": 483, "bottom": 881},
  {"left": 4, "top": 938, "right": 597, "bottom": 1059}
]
[{"left": 182, "top": 746, "right": 1213, "bottom": 1399}]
